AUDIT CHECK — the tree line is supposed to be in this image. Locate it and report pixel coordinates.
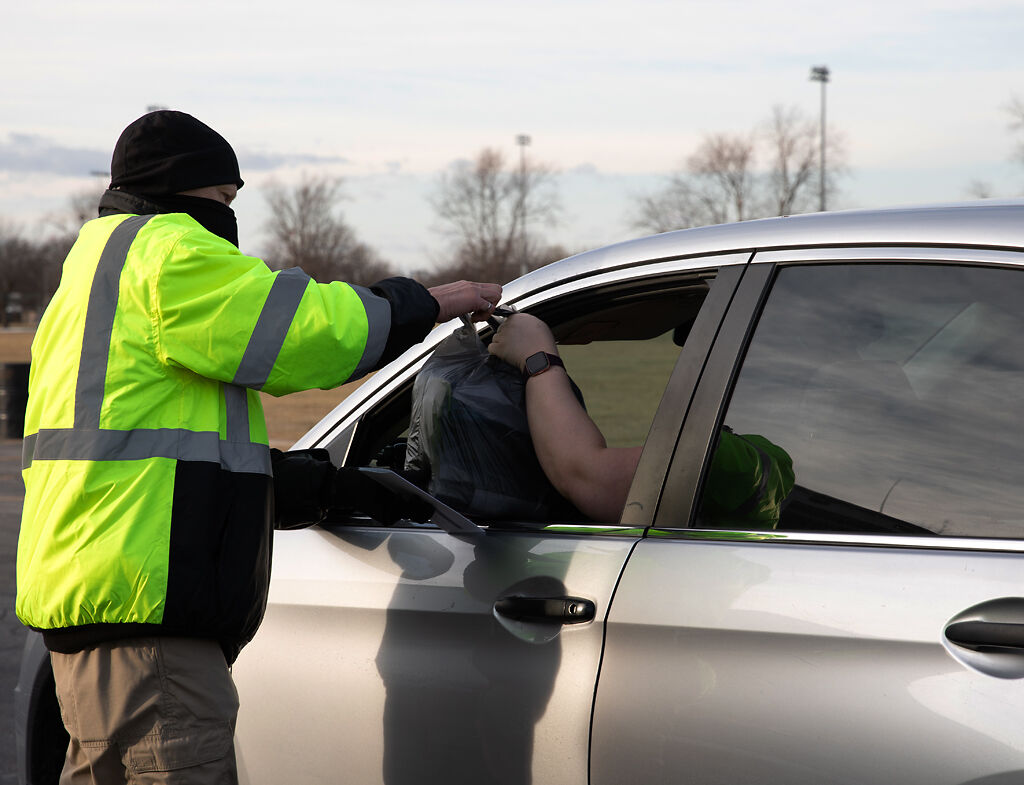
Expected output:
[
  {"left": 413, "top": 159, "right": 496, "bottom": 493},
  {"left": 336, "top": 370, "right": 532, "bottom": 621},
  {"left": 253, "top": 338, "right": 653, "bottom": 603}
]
[
  {"left": 2, "top": 96, "right": 1021, "bottom": 325},
  {"left": 264, "top": 103, "right": 842, "bottom": 289}
]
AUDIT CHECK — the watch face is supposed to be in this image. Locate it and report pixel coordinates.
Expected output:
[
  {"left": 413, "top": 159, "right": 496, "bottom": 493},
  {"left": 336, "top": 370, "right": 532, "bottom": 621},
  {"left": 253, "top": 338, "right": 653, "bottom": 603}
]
[{"left": 524, "top": 352, "right": 550, "bottom": 377}]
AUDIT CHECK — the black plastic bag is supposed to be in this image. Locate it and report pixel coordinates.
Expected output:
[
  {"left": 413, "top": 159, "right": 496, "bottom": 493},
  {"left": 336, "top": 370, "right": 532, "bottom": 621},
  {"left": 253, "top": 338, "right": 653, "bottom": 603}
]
[{"left": 405, "top": 325, "right": 583, "bottom": 520}]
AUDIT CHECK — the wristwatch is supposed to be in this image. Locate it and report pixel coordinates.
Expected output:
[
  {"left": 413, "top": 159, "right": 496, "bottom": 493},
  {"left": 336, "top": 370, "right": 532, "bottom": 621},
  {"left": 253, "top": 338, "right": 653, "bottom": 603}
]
[{"left": 523, "top": 351, "right": 564, "bottom": 381}]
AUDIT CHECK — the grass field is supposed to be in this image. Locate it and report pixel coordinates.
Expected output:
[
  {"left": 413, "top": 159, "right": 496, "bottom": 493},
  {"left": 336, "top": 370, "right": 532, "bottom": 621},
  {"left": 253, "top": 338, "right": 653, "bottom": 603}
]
[
  {"left": 2, "top": 327, "right": 683, "bottom": 450},
  {"left": 259, "top": 382, "right": 367, "bottom": 448},
  {"left": 0, "top": 330, "right": 34, "bottom": 364}
]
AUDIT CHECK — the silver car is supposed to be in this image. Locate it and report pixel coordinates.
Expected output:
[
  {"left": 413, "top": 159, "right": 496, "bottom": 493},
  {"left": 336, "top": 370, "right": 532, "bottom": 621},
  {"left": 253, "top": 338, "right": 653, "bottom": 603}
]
[{"left": 17, "top": 201, "right": 1024, "bottom": 785}]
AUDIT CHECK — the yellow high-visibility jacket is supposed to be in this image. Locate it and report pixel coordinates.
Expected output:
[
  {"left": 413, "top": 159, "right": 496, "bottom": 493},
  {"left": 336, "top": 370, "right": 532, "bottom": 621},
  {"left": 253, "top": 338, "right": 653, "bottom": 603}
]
[{"left": 17, "top": 212, "right": 436, "bottom": 662}]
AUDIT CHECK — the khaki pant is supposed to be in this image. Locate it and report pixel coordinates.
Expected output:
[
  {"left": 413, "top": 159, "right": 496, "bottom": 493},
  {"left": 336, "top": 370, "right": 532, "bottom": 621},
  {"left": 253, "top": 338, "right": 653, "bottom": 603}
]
[{"left": 50, "top": 638, "right": 239, "bottom": 785}]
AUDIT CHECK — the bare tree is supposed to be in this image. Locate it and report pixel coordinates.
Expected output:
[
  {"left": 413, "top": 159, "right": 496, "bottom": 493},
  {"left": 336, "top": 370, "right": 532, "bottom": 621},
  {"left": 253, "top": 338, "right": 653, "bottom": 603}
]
[
  {"left": 431, "top": 147, "right": 560, "bottom": 284},
  {"left": 68, "top": 189, "right": 104, "bottom": 225},
  {"left": 0, "top": 219, "right": 69, "bottom": 324},
  {"left": 966, "top": 179, "right": 996, "bottom": 199},
  {"left": 763, "top": 105, "right": 820, "bottom": 215},
  {"left": 0, "top": 224, "right": 30, "bottom": 326},
  {"left": 22, "top": 235, "right": 71, "bottom": 318},
  {"left": 632, "top": 183, "right": 702, "bottom": 235},
  {"left": 633, "top": 133, "right": 756, "bottom": 233},
  {"left": 262, "top": 174, "right": 393, "bottom": 285},
  {"left": 42, "top": 185, "right": 107, "bottom": 237},
  {"left": 689, "top": 133, "right": 759, "bottom": 223},
  {"left": 634, "top": 105, "right": 847, "bottom": 234},
  {"left": 1008, "top": 94, "right": 1024, "bottom": 166},
  {"left": 415, "top": 242, "right": 570, "bottom": 288},
  {"left": 964, "top": 94, "right": 1024, "bottom": 199}
]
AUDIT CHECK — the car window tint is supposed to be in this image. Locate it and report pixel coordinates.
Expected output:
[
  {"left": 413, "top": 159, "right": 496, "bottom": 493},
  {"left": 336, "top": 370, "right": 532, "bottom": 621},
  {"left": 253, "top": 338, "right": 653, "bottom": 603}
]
[{"left": 696, "top": 263, "right": 1024, "bottom": 538}]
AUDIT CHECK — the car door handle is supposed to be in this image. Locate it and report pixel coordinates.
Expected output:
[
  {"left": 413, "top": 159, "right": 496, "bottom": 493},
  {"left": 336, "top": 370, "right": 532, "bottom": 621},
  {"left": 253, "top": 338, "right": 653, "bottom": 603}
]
[
  {"left": 944, "top": 620, "right": 1024, "bottom": 653},
  {"left": 493, "top": 596, "right": 596, "bottom": 624}
]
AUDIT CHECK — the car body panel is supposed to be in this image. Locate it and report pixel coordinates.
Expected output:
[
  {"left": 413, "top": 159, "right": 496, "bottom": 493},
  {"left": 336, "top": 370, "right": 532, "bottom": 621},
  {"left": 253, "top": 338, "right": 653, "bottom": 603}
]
[
  {"left": 232, "top": 526, "right": 640, "bottom": 785},
  {"left": 592, "top": 538, "right": 1024, "bottom": 785}
]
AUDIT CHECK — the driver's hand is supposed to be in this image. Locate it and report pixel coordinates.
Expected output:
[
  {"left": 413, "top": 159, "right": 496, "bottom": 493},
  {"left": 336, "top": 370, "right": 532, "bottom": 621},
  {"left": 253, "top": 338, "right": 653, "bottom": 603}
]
[{"left": 488, "top": 314, "right": 558, "bottom": 372}]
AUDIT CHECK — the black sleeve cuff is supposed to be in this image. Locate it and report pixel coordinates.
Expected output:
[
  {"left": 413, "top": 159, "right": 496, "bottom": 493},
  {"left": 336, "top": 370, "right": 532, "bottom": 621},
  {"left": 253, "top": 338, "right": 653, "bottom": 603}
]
[{"left": 369, "top": 277, "right": 440, "bottom": 367}]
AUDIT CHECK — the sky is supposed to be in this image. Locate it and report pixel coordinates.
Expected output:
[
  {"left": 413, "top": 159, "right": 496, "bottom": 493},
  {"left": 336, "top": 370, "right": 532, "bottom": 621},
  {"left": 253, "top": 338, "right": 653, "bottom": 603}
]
[{"left": 2, "top": 0, "right": 1023, "bottom": 273}]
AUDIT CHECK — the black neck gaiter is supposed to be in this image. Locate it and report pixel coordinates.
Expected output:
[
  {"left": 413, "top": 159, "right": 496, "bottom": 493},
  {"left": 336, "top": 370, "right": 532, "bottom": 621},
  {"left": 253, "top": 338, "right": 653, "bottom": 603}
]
[{"left": 98, "top": 189, "right": 240, "bottom": 248}]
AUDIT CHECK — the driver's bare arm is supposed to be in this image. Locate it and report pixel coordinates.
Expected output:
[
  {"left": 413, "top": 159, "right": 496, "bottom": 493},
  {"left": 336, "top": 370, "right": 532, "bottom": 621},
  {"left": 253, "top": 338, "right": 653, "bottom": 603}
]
[{"left": 489, "top": 314, "right": 641, "bottom": 522}]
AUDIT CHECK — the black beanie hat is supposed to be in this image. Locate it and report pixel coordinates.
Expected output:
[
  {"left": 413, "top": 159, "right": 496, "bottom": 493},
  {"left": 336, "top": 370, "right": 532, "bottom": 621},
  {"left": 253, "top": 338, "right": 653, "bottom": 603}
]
[{"left": 109, "top": 110, "right": 244, "bottom": 196}]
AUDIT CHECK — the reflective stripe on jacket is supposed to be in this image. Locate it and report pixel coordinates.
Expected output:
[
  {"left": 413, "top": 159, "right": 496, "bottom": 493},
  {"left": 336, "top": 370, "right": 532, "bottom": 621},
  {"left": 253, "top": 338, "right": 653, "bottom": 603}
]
[{"left": 16, "top": 212, "right": 397, "bottom": 661}]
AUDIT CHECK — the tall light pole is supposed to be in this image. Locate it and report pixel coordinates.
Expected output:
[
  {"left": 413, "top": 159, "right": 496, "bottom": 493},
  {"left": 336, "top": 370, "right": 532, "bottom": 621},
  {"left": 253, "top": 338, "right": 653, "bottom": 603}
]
[
  {"left": 809, "top": 65, "right": 830, "bottom": 212},
  {"left": 516, "top": 134, "right": 531, "bottom": 276}
]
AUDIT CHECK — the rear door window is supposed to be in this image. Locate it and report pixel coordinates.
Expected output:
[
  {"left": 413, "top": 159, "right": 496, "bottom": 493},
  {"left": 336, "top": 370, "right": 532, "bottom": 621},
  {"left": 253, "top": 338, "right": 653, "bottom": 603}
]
[{"left": 696, "top": 262, "right": 1024, "bottom": 538}]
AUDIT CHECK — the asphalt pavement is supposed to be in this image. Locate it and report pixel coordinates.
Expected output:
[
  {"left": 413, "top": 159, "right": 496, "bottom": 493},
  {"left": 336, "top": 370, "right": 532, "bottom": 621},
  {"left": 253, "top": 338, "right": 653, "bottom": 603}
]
[{"left": 0, "top": 438, "right": 27, "bottom": 784}]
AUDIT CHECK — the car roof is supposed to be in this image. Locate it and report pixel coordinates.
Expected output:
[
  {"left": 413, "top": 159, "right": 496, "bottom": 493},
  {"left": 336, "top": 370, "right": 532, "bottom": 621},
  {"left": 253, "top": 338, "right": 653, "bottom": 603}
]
[{"left": 507, "top": 199, "right": 1024, "bottom": 298}]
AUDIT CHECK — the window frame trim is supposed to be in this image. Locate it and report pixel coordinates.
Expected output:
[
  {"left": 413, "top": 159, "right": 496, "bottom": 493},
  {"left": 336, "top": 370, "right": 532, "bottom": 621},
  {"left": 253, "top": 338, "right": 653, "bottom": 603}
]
[
  {"left": 643, "top": 528, "right": 1024, "bottom": 554},
  {"left": 653, "top": 249, "right": 1024, "bottom": 543},
  {"left": 652, "top": 262, "right": 775, "bottom": 530},
  {"left": 621, "top": 261, "right": 750, "bottom": 527}
]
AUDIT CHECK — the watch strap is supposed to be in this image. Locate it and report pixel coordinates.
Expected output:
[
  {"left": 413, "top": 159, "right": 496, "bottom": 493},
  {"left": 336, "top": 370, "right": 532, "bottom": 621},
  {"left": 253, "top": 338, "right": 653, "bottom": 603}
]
[{"left": 523, "top": 351, "right": 564, "bottom": 381}]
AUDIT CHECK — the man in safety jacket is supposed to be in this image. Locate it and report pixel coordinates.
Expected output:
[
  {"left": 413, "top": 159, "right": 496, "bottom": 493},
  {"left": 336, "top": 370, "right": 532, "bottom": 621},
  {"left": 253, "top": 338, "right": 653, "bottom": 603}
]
[{"left": 16, "top": 109, "right": 501, "bottom": 784}]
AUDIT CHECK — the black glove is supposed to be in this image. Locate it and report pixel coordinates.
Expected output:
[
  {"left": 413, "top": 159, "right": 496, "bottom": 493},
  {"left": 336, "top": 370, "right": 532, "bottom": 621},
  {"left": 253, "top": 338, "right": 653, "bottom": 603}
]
[
  {"left": 271, "top": 448, "right": 335, "bottom": 530},
  {"left": 331, "top": 467, "right": 434, "bottom": 525}
]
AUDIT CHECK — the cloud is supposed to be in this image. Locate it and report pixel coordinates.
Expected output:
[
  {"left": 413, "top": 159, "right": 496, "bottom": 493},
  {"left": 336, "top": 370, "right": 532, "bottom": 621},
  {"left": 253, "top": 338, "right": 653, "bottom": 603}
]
[
  {"left": 236, "top": 150, "right": 350, "bottom": 171},
  {"left": 0, "top": 133, "right": 108, "bottom": 177},
  {"left": 0, "top": 133, "right": 349, "bottom": 179}
]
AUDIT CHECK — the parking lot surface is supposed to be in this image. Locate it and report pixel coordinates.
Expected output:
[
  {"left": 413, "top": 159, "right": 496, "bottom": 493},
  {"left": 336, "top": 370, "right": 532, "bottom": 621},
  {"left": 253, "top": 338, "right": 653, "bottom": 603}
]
[{"left": 0, "top": 438, "right": 27, "bottom": 784}]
